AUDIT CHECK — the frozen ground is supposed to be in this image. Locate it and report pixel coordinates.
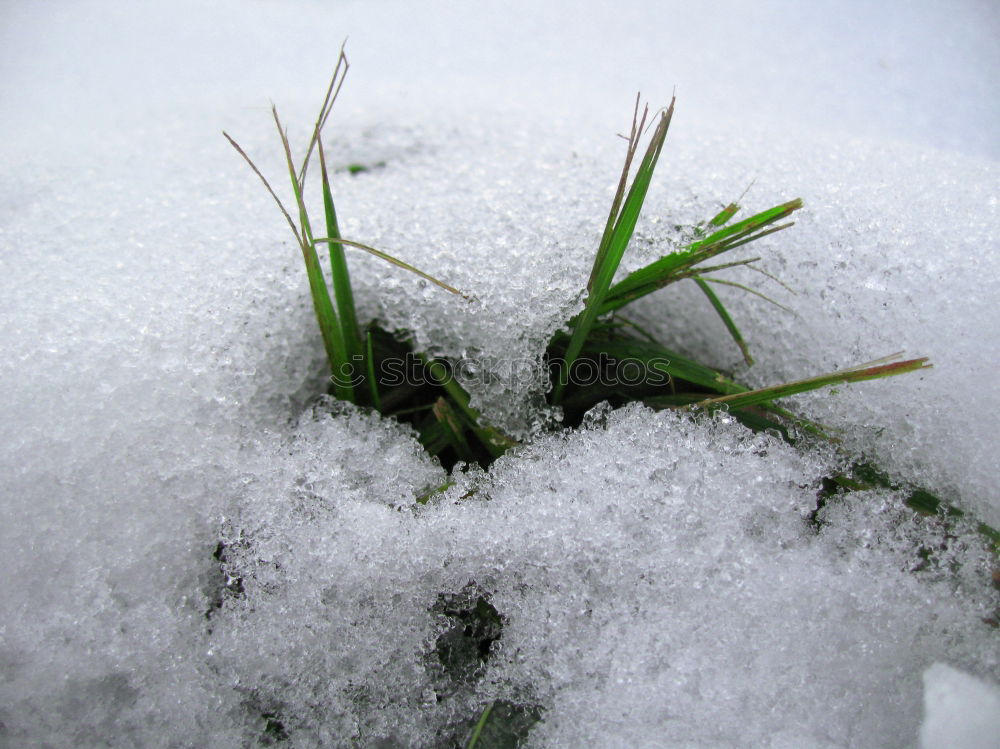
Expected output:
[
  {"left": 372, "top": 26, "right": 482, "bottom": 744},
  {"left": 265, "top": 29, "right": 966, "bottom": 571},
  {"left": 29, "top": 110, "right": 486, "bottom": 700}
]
[{"left": 1, "top": 1, "right": 998, "bottom": 747}]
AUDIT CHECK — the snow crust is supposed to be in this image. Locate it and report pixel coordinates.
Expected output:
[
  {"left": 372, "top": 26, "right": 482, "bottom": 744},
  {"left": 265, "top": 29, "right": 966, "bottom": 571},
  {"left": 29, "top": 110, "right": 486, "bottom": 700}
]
[
  {"left": 2, "top": 0, "right": 999, "bottom": 747},
  {"left": 203, "top": 404, "right": 996, "bottom": 747},
  {"left": 920, "top": 663, "right": 1000, "bottom": 749}
]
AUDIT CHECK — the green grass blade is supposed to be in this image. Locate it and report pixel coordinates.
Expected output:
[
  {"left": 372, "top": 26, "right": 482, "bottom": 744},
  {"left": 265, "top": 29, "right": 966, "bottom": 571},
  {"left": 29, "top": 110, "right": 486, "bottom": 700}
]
[
  {"left": 297, "top": 46, "right": 349, "bottom": 187},
  {"left": 692, "top": 200, "right": 803, "bottom": 255},
  {"left": 422, "top": 357, "right": 518, "bottom": 458},
  {"left": 686, "top": 356, "right": 931, "bottom": 412},
  {"left": 559, "top": 333, "right": 746, "bottom": 394},
  {"left": 416, "top": 480, "right": 456, "bottom": 505},
  {"left": 272, "top": 106, "right": 355, "bottom": 403},
  {"left": 318, "top": 134, "right": 363, "bottom": 367},
  {"left": 463, "top": 700, "right": 543, "bottom": 748},
  {"left": 604, "top": 201, "right": 800, "bottom": 295},
  {"left": 708, "top": 202, "right": 740, "bottom": 227},
  {"left": 465, "top": 701, "right": 495, "bottom": 749},
  {"left": 588, "top": 95, "right": 648, "bottom": 292},
  {"left": 432, "top": 397, "right": 477, "bottom": 463},
  {"left": 697, "top": 275, "right": 792, "bottom": 312},
  {"left": 597, "top": 213, "right": 800, "bottom": 316},
  {"left": 418, "top": 419, "right": 452, "bottom": 457},
  {"left": 642, "top": 391, "right": 833, "bottom": 440},
  {"left": 602, "top": 200, "right": 801, "bottom": 307},
  {"left": 826, "top": 463, "right": 1000, "bottom": 553},
  {"left": 693, "top": 277, "right": 753, "bottom": 366},
  {"left": 312, "top": 236, "right": 469, "bottom": 298},
  {"left": 365, "top": 331, "right": 381, "bottom": 410},
  {"left": 553, "top": 99, "right": 676, "bottom": 405},
  {"left": 668, "top": 256, "right": 761, "bottom": 277}
]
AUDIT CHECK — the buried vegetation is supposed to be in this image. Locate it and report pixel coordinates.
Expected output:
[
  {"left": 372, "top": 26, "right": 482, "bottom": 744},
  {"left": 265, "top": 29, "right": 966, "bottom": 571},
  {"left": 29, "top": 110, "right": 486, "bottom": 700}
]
[
  {"left": 224, "top": 52, "right": 931, "bottom": 470},
  {"left": 222, "top": 51, "right": 998, "bottom": 747}
]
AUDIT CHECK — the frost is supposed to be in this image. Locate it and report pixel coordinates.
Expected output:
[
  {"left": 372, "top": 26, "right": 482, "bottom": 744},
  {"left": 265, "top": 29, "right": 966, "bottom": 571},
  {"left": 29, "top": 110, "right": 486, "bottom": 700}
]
[{"left": 2, "top": 1, "right": 999, "bottom": 747}]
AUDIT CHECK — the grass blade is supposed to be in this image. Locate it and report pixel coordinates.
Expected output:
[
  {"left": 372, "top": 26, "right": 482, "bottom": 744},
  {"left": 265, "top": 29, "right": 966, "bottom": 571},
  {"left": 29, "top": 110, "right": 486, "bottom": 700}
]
[
  {"left": 588, "top": 95, "right": 648, "bottom": 293},
  {"left": 684, "top": 356, "right": 931, "bottom": 412},
  {"left": 416, "top": 479, "right": 456, "bottom": 505},
  {"left": 272, "top": 106, "right": 355, "bottom": 403},
  {"left": 693, "top": 277, "right": 753, "bottom": 365},
  {"left": 222, "top": 131, "right": 302, "bottom": 245},
  {"left": 553, "top": 98, "right": 676, "bottom": 405},
  {"left": 553, "top": 332, "right": 746, "bottom": 394},
  {"left": 418, "top": 419, "right": 452, "bottom": 457},
  {"left": 318, "top": 134, "right": 363, "bottom": 368},
  {"left": 432, "top": 397, "right": 476, "bottom": 463},
  {"left": 223, "top": 125, "right": 358, "bottom": 401},
  {"left": 313, "top": 236, "right": 469, "bottom": 298},
  {"left": 599, "top": 199, "right": 802, "bottom": 314},
  {"left": 365, "top": 331, "right": 381, "bottom": 410},
  {"left": 697, "top": 275, "right": 792, "bottom": 312},
  {"left": 422, "top": 357, "right": 518, "bottom": 458},
  {"left": 708, "top": 202, "right": 740, "bottom": 227},
  {"left": 465, "top": 701, "right": 495, "bottom": 749},
  {"left": 297, "top": 45, "right": 349, "bottom": 187}
]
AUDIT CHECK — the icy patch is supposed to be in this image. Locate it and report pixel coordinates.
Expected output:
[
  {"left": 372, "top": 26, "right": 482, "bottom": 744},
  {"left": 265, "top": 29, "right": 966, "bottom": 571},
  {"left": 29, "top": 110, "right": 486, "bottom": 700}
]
[
  {"left": 920, "top": 663, "right": 1000, "bottom": 749},
  {"left": 626, "top": 130, "right": 1000, "bottom": 528},
  {"left": 2, "top": 95, "right": 998, "bottom": 745},
  {"left": 206, "top": 400, "right": 445, "bottom": 744},
  {"left": 208, "top": 405, "right": 997, "bottom": 747},
  {"left": 194, "top": 93, "right": 1000, "bottom": 526},
  {"left": 1, "top": 3, "right": 998, "bottom": 742}
]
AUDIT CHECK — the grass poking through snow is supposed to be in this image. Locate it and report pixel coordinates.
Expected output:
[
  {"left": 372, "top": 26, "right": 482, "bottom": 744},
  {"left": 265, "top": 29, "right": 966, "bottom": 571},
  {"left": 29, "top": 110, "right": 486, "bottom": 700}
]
[
  {"left": 223, "top": 51, "right": 1000, "bottom": 749},
  {"left": 225, "top": 50, "right": 495, "bottom": 468},
  {"left": 225, "top": 49, "right": 940, "bottom": 468}
]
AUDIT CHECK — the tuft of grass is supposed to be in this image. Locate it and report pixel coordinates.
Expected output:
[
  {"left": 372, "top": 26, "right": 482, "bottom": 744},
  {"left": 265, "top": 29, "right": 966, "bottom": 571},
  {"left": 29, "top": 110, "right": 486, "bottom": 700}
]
[
  {"left": 226, "top": 48, "right": 508, "bottom": 470},
  {"left": 552, "top": 97, "right": 675, "bottom": 406},
  {"left": 226, "top": 53, "right": 938, "bottom": 467},
  {"left": 540, "top": 96, "right": 928, "bottom": 441},
  {"left": 224, "top": 56, "right": 1000, "bottom": 748},
  {"left": 224, "top": 49, "right": 463, "bottom": 406}
]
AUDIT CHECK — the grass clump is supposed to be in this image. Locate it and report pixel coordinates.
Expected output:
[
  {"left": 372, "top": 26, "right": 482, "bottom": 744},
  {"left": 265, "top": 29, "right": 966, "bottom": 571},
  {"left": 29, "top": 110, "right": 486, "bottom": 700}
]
[
  {"left": 223, "top": 51, "right": 999, "bottom": 749},
  {"left": 225, "top": 53, "right": 929, "bottom": 469},
  {"left": 225, "top": 51, "right": 509, "bottom": 470}
]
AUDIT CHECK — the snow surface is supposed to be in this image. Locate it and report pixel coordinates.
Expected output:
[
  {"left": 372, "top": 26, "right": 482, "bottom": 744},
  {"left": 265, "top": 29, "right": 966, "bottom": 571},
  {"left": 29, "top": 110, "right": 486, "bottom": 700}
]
[
  {"left": 920, "top": 663, "right": 1000, "bottom": 749},
  {"left": 1, "top": 1, "right": 999, "bottom": 747}
]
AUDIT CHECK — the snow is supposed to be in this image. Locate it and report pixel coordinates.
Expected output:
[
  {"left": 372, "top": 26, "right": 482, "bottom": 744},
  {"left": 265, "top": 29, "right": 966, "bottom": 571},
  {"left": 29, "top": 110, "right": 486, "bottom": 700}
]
[
  {"left": 920, "top": 663, "right": 1000, "bottom": 749},
  {"left": 1, "top": 0, "right": 998, "bottom": 747}
]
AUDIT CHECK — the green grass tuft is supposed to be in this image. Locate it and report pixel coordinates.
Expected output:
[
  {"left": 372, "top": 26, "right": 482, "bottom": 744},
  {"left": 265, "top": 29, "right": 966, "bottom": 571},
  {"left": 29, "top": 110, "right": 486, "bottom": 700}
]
[
  {"left": 225, "top": 50, "right": 498, "bottom": 469},
  {"left": 553, "top": 97, "right": 676, "bottom": 405},
  {"left": 222, "top": 55, "right": 1000, "bottom": 749},
  {"left": 226, "top": 55, "right": 939, "bottom": 473}
]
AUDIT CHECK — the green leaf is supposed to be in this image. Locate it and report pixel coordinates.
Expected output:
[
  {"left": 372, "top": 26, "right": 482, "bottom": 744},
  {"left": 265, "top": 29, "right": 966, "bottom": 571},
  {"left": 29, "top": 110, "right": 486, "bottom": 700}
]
[
  {"left": 693, "top": 277, "right": 753, "bottom": 366},
  {"left": 599, "top": 199, "right": 802, "bottom": 315},
  {"left": 684, "top": 356, "right": 931, "bottom": 412},
  {"left": 318, "top": 134, "right": 363, "bottom": 369},
  {"left": 272, "top": 106, "right": 355, "bottom": 403},
  {"left": 553, "top": 98, "right": 676, "bottom": 405}
]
